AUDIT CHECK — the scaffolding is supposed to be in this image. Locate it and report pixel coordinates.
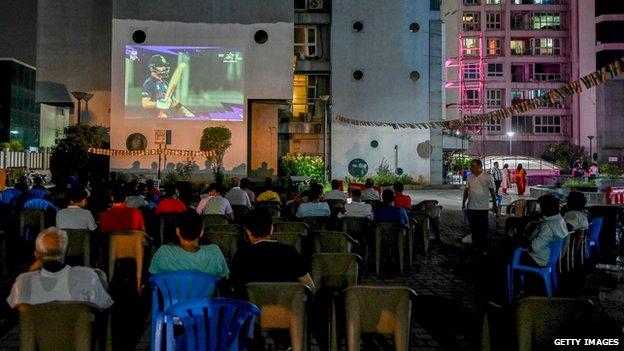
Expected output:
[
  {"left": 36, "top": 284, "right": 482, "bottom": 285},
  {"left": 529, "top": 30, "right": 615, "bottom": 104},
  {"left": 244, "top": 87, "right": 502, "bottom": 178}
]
[{"left": 445, "top": 33, "right": 487, "bottom": 156}]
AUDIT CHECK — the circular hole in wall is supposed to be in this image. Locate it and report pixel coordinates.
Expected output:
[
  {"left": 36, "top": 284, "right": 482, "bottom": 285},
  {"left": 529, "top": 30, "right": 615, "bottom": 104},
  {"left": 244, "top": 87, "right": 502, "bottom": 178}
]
[
  {"left": 353, "top": 70, "right": 364, "bottom": 80},
  {"left": 410, "top": 71, "right": 420, "bottom": 81},
  {"left": 126, "top": 133, "right": 148, "bottom": 151},
  {"left": 370, "top": 140, "right": 379, "bottom": 148},
  {"left": 254, "top": 30, "right": 268, "bottom": 44},
  {"left": 409, "top": 23, "right": 420, "bottom": 32},
  {"left": 396, "top": 167, "right": 404, "bottom": 175},
  {"left": 352, "top": 21, "right": 364, "bottom": 32},
  {"left": 132, "top": 30, "right": 146, "bottom": 44}
]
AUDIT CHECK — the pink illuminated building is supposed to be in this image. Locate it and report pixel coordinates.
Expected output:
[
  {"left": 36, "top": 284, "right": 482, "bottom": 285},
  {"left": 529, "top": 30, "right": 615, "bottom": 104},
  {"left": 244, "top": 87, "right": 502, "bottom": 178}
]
[{"left": 443, "top": 0, "right": 624, "bottom": 160}]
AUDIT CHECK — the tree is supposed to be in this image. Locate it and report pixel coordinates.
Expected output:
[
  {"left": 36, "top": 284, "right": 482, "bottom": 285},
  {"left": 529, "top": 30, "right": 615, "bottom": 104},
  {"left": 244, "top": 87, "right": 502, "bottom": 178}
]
[
  {"left": 200, "top": 126, "right": 232, "bottom": 183},
  {"left": 541, "top": 141, "right": 587, "bottom": 170},
  {"left": 1, "top": 139, "right": 25, "bottom": 151},
  {"left": 50, "top": 124, "right": 108, "bottom": 186}
]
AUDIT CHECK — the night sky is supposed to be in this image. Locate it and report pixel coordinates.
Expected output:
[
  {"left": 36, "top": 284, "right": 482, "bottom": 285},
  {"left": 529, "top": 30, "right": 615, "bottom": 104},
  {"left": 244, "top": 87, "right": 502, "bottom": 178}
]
[{"left": 0, "top": 0, "right": 37, "bottom": 66}]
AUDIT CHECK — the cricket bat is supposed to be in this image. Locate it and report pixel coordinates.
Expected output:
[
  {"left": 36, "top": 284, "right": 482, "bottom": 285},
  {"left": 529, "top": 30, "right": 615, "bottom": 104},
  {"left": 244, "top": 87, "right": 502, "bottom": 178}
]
[{"left": 158, "top": 62, "right": 187, "bottom": 119}]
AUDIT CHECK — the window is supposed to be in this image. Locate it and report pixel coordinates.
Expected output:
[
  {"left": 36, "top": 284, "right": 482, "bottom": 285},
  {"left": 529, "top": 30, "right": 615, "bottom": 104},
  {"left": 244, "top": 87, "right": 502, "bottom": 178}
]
[
  {"left": 486, "top": 121, "right": 502, "bottom": 132},
  {"left": 511, "top": 13, "right": 528, "bottom": 30},
  {"left": 486, "top": 0, "right": 501, "bottom": 3},
  {"left": 487, "top": 63, "right": 504, "bottom": 77},
  {"left": 292, "top": 74, "right": 329, "bottom": 118},
  {"left": 512, "top": 116, "right": 533, "bottom": 134},
  {"left": 512, "top": 0, "right": 563, "bottom": 4},
  {"left": 511, "top": 90, "right": 525, "bottom": 103},
  {"left": 531, "top": 38, "right": 560, "bottom": 55},
  {"left": 294, "top": 0, "right": 307, "bottom": 10},
  {"left": 486, "top": 13, "right": 502, "bottom": 30},
  {"left": 463, "top": 64, "right": 480, "bottom": 80},
  {"left": 532, "top": 12, "right": 561, "bottom": 30},
  {"left": 487, "top": 38, "right": 502, "bottom": 56},
  {"left": 430, "top": 0, "right": 441, "bottom": 10},
  {"left": 465, "top": 90, "right": 480, "bottom": 105},
  {"left": 294, "top": 26, "right": 317, "bottom": 57},
  {"left": 462, "top": 37, "right": 480, "bottom": 56},
  {"left": 486, "top": 89, "right": 504, "bottom": 107},
  {"left": 464, "top": 0, "right": 480, "bottom": 5},
  {"left": 463, "top": 12, "right": 480, "bottom": 31},
  {"left": 534, "top": 115, "right": 562, "bottom": 134},
  {"left": 534, "top": 63, "right": 562, "bottom": 81},
  {"left": 510, "top": 39, "right": 528, "bottom": 55}
]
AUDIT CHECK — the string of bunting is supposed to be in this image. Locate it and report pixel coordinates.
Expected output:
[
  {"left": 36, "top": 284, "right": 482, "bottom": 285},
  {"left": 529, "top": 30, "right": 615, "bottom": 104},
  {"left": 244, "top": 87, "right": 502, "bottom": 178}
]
[
  {"left": 336, "top": 55, "right": 624, "bottom": 130},
  {"left": 88, "top": 147, "right": 216, "bottom": 157}
]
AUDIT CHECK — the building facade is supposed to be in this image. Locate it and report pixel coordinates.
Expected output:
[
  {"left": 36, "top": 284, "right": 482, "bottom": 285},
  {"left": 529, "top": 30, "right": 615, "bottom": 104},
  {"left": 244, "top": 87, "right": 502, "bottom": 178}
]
[{"left": 0, "top": 59, "right": 39, "bottom": 148}]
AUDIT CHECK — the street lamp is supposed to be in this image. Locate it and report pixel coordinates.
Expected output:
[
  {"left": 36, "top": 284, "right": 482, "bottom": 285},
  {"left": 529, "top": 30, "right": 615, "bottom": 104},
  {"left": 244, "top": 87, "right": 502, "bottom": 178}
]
[
  {"left": 71, "top": 91, "right": 87, "bottom": 124},
  {"left": 506, "top": 131, "right": 515, "bottom": 156},
  {"left": 587, "top": 135, "right": 595, "bottom": 162},
  {"left": 319, "top": 95, "right": 331, "bottom": 182}
]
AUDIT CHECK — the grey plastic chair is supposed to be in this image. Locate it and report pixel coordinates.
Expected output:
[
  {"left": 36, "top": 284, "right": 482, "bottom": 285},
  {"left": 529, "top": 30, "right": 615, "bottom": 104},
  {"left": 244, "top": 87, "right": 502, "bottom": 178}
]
[
  {"left": 64, "top": 229, "right": 91, "bottom": 267},
  {"left": 312, "top": 230, "right": 358, "bottom": 254},
  {"left": 274, "top": 221, "right": 309, "bottom": 237},
  {"left": 372, "top": 223, "right": 410, "bottom": 275},
  {"left": 272, "top": 231, "right": 305, "bottom": 255}
]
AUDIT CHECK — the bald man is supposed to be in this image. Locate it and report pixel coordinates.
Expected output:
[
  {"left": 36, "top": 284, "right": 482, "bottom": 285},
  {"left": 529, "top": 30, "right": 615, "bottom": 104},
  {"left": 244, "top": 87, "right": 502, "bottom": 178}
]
[{"left": 7, "top": 227, "right": 113, "bottom": 309}]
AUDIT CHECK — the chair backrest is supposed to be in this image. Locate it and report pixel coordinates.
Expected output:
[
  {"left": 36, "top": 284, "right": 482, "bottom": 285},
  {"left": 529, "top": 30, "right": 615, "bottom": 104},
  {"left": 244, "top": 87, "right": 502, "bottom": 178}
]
[
  {"left": 157, "top": 213, "right": 178, "bottom": 245},
  {"left": 246, "top": 282, "right": 311, "bottom": 330},
  {"left": 274, "top": 221, "right": 309, "bottom": 236},
  {"left": 204, "top": 224, "right": 243, "bottom": 235},
  {"left": 547, "top": 238, "right": 565, "bottom": 268},
  {"left": 18, "top": 302, "right": 99, "bottom": 351},
  {"left": 204, "top": 232, "right": 239, "bottom": 261},
  {"left": 255, "top": 201, "right": 282, "bottom": 218},
  {"left": 19, "top": 208, "right": 45, "bottom": 240},
  {"left": 374, "top": 222, "right": 409, "bottom": 237},
  {"left": 23, "top": 198, "right": 57, "bottom": 212},
  {"left": 310, "top": 253, "right": 360, "bottom": 291},
  {"left": 164, "top": 298, "right": 260, "bottom": 351},
  {"left": 588, "top": 216, "right": 604, "bottom": 242},
  {"left": 343, "top": 285, "right": 415, "bottom": 351},
  {"left": 108, "top": 230, "right": 145, "bottom": 291},
  {"left": 302, "top": 216, "right": 332, "bottom": 231},
  {"left": 363, "top": 200, "right": 382, "bottom": 211},
  {"left": 64, "top": 229, "right": 91, "bottom": 266},
  {"left": 515, "top": 297, "right": 593, "bottom": 351},
  {"left": 312, "top": 230, "right": 356, "bottom": 253},
  {"left": 1, "top": 188, "right": 22, "bottom": 205},
  {"left": 202, "top": 214, "right": 230, "bottom": 227},
  {"left": 413, "top": 200, "right": 441, "bottom": 218},
  {"left": 324, "top": 199, "right": 346, "bottom": 209},
  {"left": 28, "top": 188, "right": 49, "bottom": 200},
  {"left": 150, "top": 271, "right": 220, "bottom": 315},
  {"left": 339, "top": 217, "right": 371, "bottom": 243},
  {"left": 271, "top": 231, "right": 305, "bottom": 254},
  {"left": 231, "top": 205, "right": 251, "bottom": 224},
  {"left": 507, "top": 199, "right": 527, "bottom": 217}
]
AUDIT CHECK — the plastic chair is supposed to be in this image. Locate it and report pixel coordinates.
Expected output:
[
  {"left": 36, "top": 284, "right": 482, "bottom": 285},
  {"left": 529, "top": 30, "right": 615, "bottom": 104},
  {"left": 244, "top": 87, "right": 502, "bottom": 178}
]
[
  {"left": 312, "top": 230, "right": 358, "bottom": 254},
  {"left": 204, "top": 224, "right": 243, "bottom": 236},
  {"left": 149, "top": 271, "right": 220, "bottom": 351},
  {"left": 64, "top": 229, "right": 91, "bottom": 267},
  {"left": 164, "top": 298, "right": 260, "bottom": 351},
  {"left": 363, "top": 200, "right": 382, "bottom": 212},
  {"left": 23, "top": 198, "right": 58, "bottom": 213},
  {"left": 507, "top": 238, "right": 565, "bottom": 302},
  {"left": 18, "top": 301, "right": 103, "bottom": 351},
  {"left": 408, "top": 211, "right": 432, "bottom": 255},
  {"left": 231, "top": 205, "right": 251, "bottom": 224},
  {"left": 372, "top": 223, "right": 410, "bottom": 275},
  {"left": 201, "top": 214, "right": 230, "bottom": 229},
  {"left": 515, "top": 297, "right": 594, "bottom": 351},
  {"left": 246, "top": 282, "right": 312, "bottom": 351},
  {"left": 19, "top": 208, "right": 45, "bottom": 240},
  {"left": 157, "top": 213, "right": 178, "bottom": 246},
  {"left": 274, "top": 221, "right": 309, "bottom": 237},
  {"left": 585, "top": 217, "right": 604, "bottom": 261},
  {"left": 108, "top": 230, "right": 145, "bottom": 292},
  {"left": 203, "top": 232, "right": 239, "bottom": 262},
  {"left": 302, "top": 216, "right": 332, "bottom": 231},
  {"left": 1, "top": 188, "right": 22, "bottom": 205},
  {"left": 27, "top": 188, "right": 49, "bottom": 200},
  {"left": 271, "top": 231, "right": 305, "bottom": 255},
  {"left": 255, "top": 201, "right": 282, "bottom": 218},
  {"left": 412, "top": 200, "right": 443, "bottom": 241},
  {"left": 343, "top": 285, "right": 416, "bottom": 351},
  {"left": 571, "top": 228, "right": 588, "bottom": 267}
]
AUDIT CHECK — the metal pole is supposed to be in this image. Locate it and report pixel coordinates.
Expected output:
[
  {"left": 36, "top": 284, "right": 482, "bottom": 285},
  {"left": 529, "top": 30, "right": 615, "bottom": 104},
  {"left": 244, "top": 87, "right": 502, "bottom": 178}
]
[{"left": 509, "top": 137, "right": 512, "bottom": 155}]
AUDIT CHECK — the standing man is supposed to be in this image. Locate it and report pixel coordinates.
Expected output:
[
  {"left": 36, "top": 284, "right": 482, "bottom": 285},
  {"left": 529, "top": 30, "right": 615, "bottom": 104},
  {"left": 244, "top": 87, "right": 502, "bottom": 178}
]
[
  {"left": 462, "top": 159, "right": 498, "bottom": 246},
  {"left": 491, "top": 161, "right": 503, "bottom": 196}
]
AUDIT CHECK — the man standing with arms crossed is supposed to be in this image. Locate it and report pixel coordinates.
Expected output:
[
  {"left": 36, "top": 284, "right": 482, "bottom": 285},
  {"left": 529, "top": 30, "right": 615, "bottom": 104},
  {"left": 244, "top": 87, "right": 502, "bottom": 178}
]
[{"left": 462, "top": 159, "right": 498, "bottom": 247}]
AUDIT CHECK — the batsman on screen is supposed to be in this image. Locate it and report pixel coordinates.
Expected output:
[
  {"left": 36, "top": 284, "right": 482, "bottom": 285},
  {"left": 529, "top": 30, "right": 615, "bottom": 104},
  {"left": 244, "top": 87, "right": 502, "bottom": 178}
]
[{"left": 141, "top": 54, "right": 195, "bottom": 118}]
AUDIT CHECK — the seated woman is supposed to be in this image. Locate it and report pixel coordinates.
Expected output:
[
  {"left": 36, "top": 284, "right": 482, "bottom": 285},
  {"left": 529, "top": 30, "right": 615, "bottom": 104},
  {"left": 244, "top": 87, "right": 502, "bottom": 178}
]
[
  {"left": 149, "top": 211, "right": 229, "bottom": 279},
  {"left": 563, "top": 191, "right": 589, "bottom": 231}
]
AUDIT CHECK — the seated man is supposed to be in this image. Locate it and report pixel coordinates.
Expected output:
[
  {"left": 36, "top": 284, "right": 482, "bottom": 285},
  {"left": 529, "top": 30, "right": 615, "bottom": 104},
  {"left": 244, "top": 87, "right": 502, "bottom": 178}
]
[
  {"left": 240, "top": 178, "right": 256, "bottom": 203},
  {"left": 149, "top": 211, "right": 229, "bottom": 280},
  {"left": 256, "top": 178, "right": 281, "bottom": 203},
  {"left": 374, "top": 189, "right": 409, "bottom": 226},
  {"left": 144, "top": 179, "right": 161, "bottom": 202},
  {"left": 521, "top": 194, "right": 569, "bottom": 267},
  {"left": 196, "top": 183, "right": 234, "bottom": 220},
  {"left": 338, "top": 189, "right": 373, "bottom": 220},
  {"left": 155, "top": 184, "right": 187, "bottom": 215},
  {"left": 296, "top": 184, "right": 331, "bottom": 218},
  {"left": 231, "top": 208, "right": 314, "bottom": 291},
  {"left": 393, "top": 181, "right": 412, "bottom": 209},
  {"left": 563, "top": 191, "right": 589, "bottom": 231},
  {"left": 225, "top": 177, "right": 252, "bottom": 208},
  {"left": 56, "top": 188, "right": 97, "bottom": 231},
  {"left": 360, "top": 178, "right": 380, "bottom": 201},
  {"left": 99, "top": 190, "right": 145, "bottom": 233},
  {"left": 323, "top": 180, "right": 347, "bottom": 202},
  {"left": 7, "top": 227, "right": 113, "bottom": 309},
  {"left": 125, "top": 183, "right": 149, "bottom": 208}
]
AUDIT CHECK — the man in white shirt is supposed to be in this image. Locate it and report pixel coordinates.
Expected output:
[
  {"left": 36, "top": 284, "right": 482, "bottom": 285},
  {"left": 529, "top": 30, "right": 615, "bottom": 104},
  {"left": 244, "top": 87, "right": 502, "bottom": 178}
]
[
  {"left": 55, "top": 189, "right": 97, "bottom": 231},
  {"left": 462, "top": 159, "right": 497, "bottom": 246},
  {"left": 526, "top": 195, "right": 570, "bottom": 266},
  {"left": 7, "top": 227, "right": 113, "bottom": 309},
  {"left": 296, "top": 184, "right": 331, "bottom": 218},
  {"left": 225, "top": 177, "right": 252, "bottom": 208},
  {"left": 360, "top": 178, "right": 380, "bottom": 201},
  {"left": 324, "top": 180, "right": 347, "bottom": 202},
  {"left": 339, "top": 189, "right": 373, "bottom": 220},
  {"left": 196, "top": 183, "right": 234, "bottom": 220}
]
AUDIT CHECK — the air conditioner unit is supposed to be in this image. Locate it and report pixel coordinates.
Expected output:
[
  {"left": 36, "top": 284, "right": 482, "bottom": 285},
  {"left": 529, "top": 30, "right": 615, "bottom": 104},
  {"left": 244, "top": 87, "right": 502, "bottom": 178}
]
[{"left": 309, "top": 0, "right": 324, "bottom": 10}]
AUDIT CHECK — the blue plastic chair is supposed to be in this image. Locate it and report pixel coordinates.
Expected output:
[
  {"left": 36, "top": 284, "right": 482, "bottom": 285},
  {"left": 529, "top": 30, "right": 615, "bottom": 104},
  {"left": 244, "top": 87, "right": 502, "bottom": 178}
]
[
  {"left": 585, "top": 217, "right": 604, "bottom": 261},
  {"left": 507, "top": 238, "right": 565, "bottom": 302},
  {"left": 23, "top": 198, "right": 58, "bottom": 213},
  {"left": 27, "top": 188, "right": 49, "bottom": 200},
  {"left": 149, "top": 271, "right": 220, "bottom": 351},
  {"left": 164, "top": 298, "right": 260, "bottom": 351},
  {"left": 1, "top": 189, "right": 22, "bottom": 205}
]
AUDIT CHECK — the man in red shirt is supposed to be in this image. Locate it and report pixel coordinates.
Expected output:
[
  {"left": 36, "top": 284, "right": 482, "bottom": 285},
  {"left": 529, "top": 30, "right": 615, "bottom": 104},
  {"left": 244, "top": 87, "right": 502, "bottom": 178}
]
[
  {"left": 99, "top": 190, "right": 145, "bottom": 232},
  {"left": 154, "top": 184, "right": 187, "bottom": 215},
  {"left": 393, "top": 181, "right": 412, "bottom": 209}
]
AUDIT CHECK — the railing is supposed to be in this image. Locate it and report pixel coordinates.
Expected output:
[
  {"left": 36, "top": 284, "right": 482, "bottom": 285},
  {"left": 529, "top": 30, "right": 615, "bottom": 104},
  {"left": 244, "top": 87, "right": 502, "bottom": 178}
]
[
  {"left": 534, "top": 73, "right": 562, "bottom": 82},
  {"left": 0, "top": 149, "right": 51, "bottom": 170}
]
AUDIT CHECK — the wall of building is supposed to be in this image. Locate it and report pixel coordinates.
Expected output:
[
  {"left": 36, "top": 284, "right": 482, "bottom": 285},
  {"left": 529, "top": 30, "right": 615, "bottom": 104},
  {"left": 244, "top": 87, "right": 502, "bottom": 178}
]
[
  {"left": 0, "top": 0, "right": 37, "bottom": 66},
  {"left": 596, "top": 80, "right": 624, "bottom": 163},
  {"left": 330, "top": 0, "right": 441, "bottom": 182}
]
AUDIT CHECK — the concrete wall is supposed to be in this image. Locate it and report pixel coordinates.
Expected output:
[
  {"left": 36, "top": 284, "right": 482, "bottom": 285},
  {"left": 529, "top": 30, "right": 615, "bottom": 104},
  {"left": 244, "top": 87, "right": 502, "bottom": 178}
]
[
  {"left": 0, "top": 0, "right": 37, "bottom": 66},
  {"left": 330, "top": 0, "right": 441, "bottom": 182},
  {"left": 596, "top": 79, "right": 624, "bottom": 162}
]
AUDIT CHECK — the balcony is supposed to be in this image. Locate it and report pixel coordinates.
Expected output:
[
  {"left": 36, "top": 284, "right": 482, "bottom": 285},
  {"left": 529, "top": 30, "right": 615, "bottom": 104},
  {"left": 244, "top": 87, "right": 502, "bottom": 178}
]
[
  {"left": 279, "top": 121, "right": 323, "bottom": 134},
  {"left": 511, "top": 0, "right": 565, "bottom": 5}
]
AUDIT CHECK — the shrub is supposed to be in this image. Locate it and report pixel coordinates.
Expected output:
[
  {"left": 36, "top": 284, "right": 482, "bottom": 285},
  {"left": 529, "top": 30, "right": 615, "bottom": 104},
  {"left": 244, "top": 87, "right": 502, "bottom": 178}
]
[
  {"left": 2, "top": 139, "right": 25, "bottom": 151},
  {"left": 541, "top": 141, "right": 587, "bottom": 169},
  {"left": 563, "top": 178, "right": 596, "bottom": 188},
  {"left": 599, "top": 163, "right": 622, "bottom": 179},
  {"left": 280, "top": 153, "right": 324, "bottom": 183},
  {"left": 200, "top": 126, "right": 232, "bottom": 183},
  {"left": 50, "top": 125, "right": 107, "bottom": 186}
]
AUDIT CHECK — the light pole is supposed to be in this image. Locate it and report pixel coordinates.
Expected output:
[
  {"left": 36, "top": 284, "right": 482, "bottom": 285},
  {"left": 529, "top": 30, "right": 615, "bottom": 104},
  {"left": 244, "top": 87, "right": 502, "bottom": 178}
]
[
  {"left": 319, "top": 95, "right": 331, "bottom": 182},
  {"left": 71, "top": 91, "right": 87, "bottom": 124},
  {"left": 507, "top": 131, "right": 515, "bottom": 156},
  {"left": 587, "top": 135, "right": 594, "bottom": 162}
]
